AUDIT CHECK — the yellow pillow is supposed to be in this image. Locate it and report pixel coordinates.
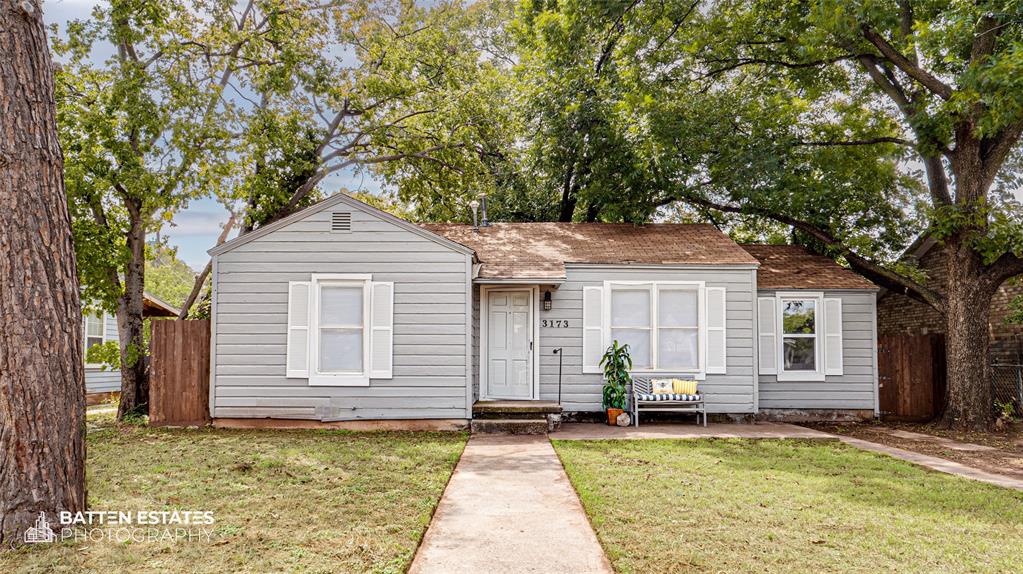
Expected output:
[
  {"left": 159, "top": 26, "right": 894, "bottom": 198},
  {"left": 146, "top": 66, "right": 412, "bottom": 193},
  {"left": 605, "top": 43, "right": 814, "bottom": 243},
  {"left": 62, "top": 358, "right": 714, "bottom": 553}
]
[{"left": 672, "top": 379, "right": 697, "bottom": 395}]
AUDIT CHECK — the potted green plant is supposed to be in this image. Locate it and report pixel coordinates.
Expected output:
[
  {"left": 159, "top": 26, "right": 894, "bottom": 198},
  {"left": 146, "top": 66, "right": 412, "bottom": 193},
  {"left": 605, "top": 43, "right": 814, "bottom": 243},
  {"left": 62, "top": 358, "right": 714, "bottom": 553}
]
[{"left": 600, "top": 340, "right": 631, "bottom": 426}]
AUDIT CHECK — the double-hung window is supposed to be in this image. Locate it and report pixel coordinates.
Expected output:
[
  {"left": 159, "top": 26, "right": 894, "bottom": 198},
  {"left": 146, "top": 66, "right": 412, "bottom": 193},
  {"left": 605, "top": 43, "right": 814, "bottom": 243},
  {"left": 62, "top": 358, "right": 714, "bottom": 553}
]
[
  {"left": 84, "top": 313, "right": 106, "bottom": 351},
  {"left": 780, "top": 298, "right": 817, "bottom": 374},
  {"left": 606, "top": 282, "right": 704, "bottom": 374},
  {"left": 610, "top": 287, "right": 653, "bottom": 369},
  {"left": 83, "top": 312, "right": 114, "bottom": 367},
  {"left": 311, "top": 276, "right": 370, "bottom": 386},
  {"left": 759, "top": 292, "right": 843, "bottom": 381},
  {"left": 657, "top": 287, "right": 700, "bottom": 370},
  {"left": 287, "top": 273, "right": 393, "bottom": 386}
]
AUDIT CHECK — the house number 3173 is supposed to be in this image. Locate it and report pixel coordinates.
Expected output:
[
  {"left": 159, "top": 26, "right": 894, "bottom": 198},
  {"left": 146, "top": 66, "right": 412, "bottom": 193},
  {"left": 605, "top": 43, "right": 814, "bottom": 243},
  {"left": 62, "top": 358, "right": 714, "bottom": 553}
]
[{"left": 542, "top": 320, "right": 569, "bottom": 328}]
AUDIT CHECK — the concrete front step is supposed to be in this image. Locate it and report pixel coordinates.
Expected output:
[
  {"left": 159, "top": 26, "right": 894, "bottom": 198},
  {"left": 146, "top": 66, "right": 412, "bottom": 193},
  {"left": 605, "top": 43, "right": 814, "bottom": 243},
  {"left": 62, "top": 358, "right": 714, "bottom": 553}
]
[
  {"left": 470, "top": 418, "right": 549, "bottom": 435},
  {"left": 472, "top": 400, "right": 563, "bottom": 416}
]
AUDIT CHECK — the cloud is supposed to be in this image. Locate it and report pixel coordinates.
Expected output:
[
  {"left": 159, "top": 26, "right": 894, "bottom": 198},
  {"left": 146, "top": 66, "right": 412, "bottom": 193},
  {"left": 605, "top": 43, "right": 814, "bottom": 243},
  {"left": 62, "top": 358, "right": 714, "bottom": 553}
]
[{"left": 160, "top": 212, "right": 228, "bottom": 238}]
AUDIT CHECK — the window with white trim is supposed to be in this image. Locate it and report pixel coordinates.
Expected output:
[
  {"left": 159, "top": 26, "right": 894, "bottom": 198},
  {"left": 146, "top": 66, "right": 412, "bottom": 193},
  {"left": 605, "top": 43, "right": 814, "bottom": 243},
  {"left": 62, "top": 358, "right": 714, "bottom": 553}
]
[
  {"left": 610, "top": 287, "right": 653, "bottom": 368},
  {"left": 312, "top": 276, "right": 370, "bottom": 385},
  {"left": 286, "top": 274, "right": 393, "bottom": 386},
  {"left": 83, "top": 312, "right": 115, "bottom": 367},
  {"left": 759, "top": 292, "right": 843, "bottom": 381},
  {"left": 780, "top": 298, "right": 817, "bottom": 373},
  {"left": 84, "top": 313, "right": 106, "bottom": 351},
  {"left": 606, "top": 282, "right": 704, "bottom": 373}
]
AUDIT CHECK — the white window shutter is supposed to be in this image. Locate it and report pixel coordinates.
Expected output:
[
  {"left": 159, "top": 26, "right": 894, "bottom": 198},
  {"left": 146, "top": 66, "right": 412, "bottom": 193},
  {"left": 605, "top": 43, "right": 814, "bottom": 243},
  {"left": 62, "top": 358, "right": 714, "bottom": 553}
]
[
  {"left": 582, "top": 286, "right": 604, "bottom": 374},
  {"left": 823, "top": 297, "right": 843, "bottom": 376},
  {"left": 286, "top": 281, "right": 310, "bottom": 378},
  {"left": 757, "top": 297, "right": 777, "bottom": 375},
  {"left": 705, "top": 287, "right": 727, "bottom": 374},
  {"left": 369, "top": 281, "right": 394, "bottom": 379}
]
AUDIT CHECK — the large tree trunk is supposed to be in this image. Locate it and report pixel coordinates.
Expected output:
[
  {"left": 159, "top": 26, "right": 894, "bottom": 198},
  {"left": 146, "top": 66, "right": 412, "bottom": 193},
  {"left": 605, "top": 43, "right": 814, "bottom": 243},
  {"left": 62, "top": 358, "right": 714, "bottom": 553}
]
[
  {"left": 116, "top": 203, "right": 149, "bottom": 418},
  {"left": 939, "top": 235, "right": 995, "bottom": 430},
  {"left": 0, "top": 0, "right": 87, "bottom": 547}
]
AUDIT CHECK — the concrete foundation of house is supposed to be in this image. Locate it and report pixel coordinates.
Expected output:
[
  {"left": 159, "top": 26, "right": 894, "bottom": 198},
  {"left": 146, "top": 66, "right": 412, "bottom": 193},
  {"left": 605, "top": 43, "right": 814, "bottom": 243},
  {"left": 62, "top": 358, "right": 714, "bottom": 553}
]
[
  {"left": 212, "top": 418, "right": 469, "bottom": 431},
  {"left": 755, "top": 409, "right": 876, "bottom": 423}
]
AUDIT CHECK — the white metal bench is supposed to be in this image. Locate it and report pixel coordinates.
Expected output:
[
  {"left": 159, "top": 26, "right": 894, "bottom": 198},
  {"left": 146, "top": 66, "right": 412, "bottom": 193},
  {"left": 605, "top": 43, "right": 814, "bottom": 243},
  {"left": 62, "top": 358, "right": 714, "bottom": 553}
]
[{"left": 630, "top": 377, "right": 706, "bottom": 427}]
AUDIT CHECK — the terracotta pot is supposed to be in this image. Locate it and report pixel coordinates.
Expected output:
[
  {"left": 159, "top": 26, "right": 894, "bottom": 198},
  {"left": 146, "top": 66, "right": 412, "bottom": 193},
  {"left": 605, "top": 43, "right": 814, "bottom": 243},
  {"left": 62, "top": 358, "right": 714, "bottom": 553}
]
[{"left": 607, "top": 408, "right": 624, "bottom": 426}]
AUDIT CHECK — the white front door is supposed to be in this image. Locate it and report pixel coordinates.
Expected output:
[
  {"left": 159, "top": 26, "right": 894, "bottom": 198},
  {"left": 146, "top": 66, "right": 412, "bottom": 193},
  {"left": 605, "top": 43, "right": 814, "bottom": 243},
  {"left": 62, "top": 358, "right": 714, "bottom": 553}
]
[{"left": 486, "top": 289, "right": 533, "bottom": 399}]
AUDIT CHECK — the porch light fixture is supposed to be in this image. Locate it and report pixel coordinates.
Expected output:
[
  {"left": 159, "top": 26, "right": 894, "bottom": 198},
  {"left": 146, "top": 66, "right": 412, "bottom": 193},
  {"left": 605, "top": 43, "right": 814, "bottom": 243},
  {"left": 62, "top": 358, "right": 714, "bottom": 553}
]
[{"left": 543, "top": 290, "right": 552, "bottom": 311}]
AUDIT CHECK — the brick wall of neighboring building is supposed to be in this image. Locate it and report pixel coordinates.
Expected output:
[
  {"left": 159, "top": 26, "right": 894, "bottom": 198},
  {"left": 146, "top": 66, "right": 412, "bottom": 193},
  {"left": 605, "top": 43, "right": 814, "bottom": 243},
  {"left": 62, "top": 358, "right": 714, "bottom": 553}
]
[{"left": 877, "top": 243, "right": 1023, "bottom": 364}]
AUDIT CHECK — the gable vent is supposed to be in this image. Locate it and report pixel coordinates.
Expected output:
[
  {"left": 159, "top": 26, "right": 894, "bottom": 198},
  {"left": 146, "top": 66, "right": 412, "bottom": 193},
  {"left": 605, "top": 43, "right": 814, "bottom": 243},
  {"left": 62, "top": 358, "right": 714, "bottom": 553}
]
[{"left": 331, "top": 212, "right": 352, "bottom": 233}]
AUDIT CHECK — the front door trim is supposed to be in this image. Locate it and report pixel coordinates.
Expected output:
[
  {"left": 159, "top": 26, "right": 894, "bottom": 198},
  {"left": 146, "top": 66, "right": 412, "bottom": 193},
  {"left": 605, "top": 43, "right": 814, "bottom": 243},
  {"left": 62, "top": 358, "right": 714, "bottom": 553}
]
[{"left": 480, "top": 285, "right": 540, "bottom": 401}]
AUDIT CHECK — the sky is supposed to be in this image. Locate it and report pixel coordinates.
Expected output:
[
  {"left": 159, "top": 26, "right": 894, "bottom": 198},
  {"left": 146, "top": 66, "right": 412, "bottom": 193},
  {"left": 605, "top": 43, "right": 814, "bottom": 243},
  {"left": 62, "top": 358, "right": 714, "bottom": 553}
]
[{"left": 44, "top": 0, "right": 387, "bottom": 271}]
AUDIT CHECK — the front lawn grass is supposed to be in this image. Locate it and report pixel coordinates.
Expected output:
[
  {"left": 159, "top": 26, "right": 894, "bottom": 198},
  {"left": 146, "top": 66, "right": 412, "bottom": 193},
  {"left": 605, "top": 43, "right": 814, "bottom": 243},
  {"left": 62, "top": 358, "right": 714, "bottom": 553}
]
[
  {"left": 2, "top": 420, "right": 466, "bottom": 574},
  {"left": 553, "top": 439, "right": 1023, "bottom": 574}
]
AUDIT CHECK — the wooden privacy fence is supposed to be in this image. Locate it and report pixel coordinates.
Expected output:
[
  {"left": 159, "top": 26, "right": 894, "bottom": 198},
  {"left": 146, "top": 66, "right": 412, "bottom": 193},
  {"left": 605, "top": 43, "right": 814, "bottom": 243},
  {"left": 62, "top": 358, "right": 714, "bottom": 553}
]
[
  {"left": 878, "top": 334, "right": 946, "bottom": 421},
  {"left": 150, "top": 319, "right": 211, "bottom": 426}
]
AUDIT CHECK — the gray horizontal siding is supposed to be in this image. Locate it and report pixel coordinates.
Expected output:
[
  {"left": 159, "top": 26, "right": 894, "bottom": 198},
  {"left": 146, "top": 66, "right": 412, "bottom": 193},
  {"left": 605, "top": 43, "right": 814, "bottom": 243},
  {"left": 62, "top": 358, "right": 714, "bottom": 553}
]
[
  {"left": 757, "top": 290, "right": 878, "bottom": 410},
  {"left": 85, "top": 369, "right": 120, "bottom": 393},
  {"left": 211, "top": 202, "right": 470, "bottom": 421},
  {"left": 537, "top": 266, "right": 756, "bottom": 413}
]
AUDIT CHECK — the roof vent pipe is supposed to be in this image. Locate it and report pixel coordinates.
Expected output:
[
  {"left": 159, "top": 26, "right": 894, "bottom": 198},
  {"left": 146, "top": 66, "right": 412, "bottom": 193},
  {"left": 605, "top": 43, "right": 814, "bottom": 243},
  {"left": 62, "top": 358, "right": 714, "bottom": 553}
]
[
  {"left": 469, "top": 199, "right": 480, "bottom": 232},
  {"left": 480, "top": 194, "right": 491, "bottom": 227}
]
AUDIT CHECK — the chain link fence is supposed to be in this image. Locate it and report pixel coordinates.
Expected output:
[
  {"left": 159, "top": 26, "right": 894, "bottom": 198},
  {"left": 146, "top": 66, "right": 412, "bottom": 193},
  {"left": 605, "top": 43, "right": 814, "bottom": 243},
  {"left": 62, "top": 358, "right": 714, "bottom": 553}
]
[{"left": 991, "top": 364, "right": 1023, "bottom": 417}]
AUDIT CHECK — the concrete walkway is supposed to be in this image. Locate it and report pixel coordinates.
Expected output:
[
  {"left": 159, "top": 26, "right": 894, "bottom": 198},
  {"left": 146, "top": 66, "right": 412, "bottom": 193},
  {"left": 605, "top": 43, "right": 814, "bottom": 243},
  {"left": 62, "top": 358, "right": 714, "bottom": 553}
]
[
  {"left": 409, "top": 435, "right": 612, "bottom": 574},
  {"left": 834, "top": 435, "right": 1023, "bottom": 491},
  {"left": 553, "top": 421, "right": 835, "bottom": 440}
]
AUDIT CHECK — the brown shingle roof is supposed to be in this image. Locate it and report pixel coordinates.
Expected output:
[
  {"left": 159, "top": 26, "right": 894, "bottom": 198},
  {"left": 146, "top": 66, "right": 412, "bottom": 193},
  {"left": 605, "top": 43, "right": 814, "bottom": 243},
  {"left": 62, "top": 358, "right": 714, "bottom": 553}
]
[
  {"left": 421, "top": 223, "right": 759, "bottom": 280},
  {"left": 741, "top": 244, "right": 877, "bottom": 290}
]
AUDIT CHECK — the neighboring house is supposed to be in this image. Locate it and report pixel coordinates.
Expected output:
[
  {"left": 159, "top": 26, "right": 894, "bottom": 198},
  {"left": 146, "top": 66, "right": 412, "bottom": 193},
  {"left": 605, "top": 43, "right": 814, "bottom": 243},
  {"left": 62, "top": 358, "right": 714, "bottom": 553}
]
[
  {"left": 206, "top": 193, "right": 879, "bottom": 425},
  {"left": 84, "top": 292, "right": 180, "bottom": 396},
  {"left": 877, "top": 235, "right": 1023, "bottom": 363}
]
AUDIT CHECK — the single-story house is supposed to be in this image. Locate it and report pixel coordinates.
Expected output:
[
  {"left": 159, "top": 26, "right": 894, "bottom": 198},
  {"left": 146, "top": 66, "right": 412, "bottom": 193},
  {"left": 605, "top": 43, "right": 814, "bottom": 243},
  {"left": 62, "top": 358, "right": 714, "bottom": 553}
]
[
  {"left": 206, "top": 193, "right": 879, "bottom": 426},
  {"left": 84, "top": 292, "right": 180, "bottom": 397}
]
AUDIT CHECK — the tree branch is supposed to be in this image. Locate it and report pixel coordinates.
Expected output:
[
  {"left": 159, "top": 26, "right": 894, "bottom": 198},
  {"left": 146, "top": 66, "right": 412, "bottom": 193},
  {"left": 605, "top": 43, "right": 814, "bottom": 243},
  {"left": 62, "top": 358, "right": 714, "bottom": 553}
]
[
  {"left": 701, "top": 53, "right": 865, "bottom": 78},
  {"left": 861, "top": 24, "right": 953, "bottom": 100},
  {"left": 921, "top": 154, "right": 953, "bottom": 205},
  {"left": 794, "top": 137, "right": 911, "bottom": 147},
  {"left": 857, "top": 55, "right": 915, "bottom": 117},
  {"left": 984, "top": 251, "right": 1023, "bottom": 288},
  {"left": 680, "top": 194, "right": 946, "bottom": 309},
  {"left": 970, "top": 13, "right": 1003, "bottom": 63},
  {"left": 982, "top": 119, "right": 1023, "bottom": 190}
]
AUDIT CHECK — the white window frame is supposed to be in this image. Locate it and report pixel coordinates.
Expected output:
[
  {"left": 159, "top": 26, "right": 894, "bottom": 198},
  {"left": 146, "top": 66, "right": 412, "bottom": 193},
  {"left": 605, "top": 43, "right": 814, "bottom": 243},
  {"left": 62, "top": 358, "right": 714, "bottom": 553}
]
[
  {"left": 602, "top": 281, "right": 706, "bottom": 377},
  {"left": 775, "top": 292, "right": 825, "bottom": 382},
  {"left": 83, "top": 312, "right": 114, "bottom": 368},
  {"left": 309, "top": 274, "right": 372, "bottom": 387}
]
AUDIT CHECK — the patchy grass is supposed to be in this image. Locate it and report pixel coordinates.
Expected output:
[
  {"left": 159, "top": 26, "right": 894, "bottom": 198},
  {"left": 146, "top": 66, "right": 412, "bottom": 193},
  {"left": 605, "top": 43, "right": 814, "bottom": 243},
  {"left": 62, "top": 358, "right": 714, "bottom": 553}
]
[
  {"left": 2, "top": 421, "right": 466, "bottom": 574},
  {"left": 553, "top": 439, "right": 1023, "bottom": 574}
]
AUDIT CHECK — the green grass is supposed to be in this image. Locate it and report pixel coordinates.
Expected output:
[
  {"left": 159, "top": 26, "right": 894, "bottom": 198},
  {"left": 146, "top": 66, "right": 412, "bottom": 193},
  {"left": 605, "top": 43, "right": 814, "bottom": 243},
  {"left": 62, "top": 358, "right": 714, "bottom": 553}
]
[
  {"left": 553, "top": 439, "right": 1023, "bottom": 574},
  {"left": 2, "top": 420, "right": 466, "bottom": 574}
]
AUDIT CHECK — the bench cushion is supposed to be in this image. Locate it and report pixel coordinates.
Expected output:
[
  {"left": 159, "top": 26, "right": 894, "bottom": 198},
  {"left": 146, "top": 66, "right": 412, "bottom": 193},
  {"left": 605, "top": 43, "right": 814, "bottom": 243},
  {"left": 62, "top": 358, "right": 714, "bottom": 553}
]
[{"left": 636, "top": 393, "right": 702, "bottom": 402}]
